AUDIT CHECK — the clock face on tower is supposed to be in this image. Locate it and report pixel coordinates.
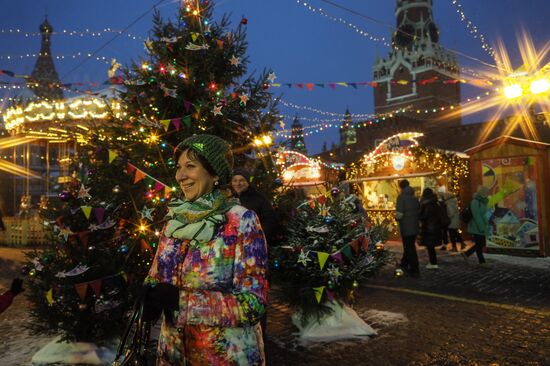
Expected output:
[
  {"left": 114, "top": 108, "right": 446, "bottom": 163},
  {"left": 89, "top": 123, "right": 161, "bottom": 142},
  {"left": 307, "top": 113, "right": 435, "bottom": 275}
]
[{"left": 394, "top": 24, "right": 415, "bottom": 48}]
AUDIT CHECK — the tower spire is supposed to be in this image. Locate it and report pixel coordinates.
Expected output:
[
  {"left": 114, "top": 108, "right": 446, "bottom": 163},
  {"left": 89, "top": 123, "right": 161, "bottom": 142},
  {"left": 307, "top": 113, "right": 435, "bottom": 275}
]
[{"left": 29, "top": 17, "right": 63, "bottom": 101}]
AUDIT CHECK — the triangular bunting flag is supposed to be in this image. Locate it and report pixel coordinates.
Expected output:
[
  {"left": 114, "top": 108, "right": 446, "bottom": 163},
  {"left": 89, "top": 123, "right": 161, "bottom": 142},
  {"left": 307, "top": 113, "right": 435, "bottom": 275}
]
[
  {"left": 108, "top": 150, "right": 118, "bottom": 163},
  {"left": 140, "top": 239, "right": 152, "bottom": 252},
  {"left": 336, "top": 82, "right": 348, "bottom": 87},
  {"left": 359, "top": 236, "right": 369, "bottom": 251},
  {"left": 81, "top": 206, "right": 92, "bottom": 220},
  {"left": 154, "top": 181, "right": 164, "bottom": 192},
  {"left": 183, "top": 100, "right": 193, "bottom": 112},
  {"left": 164, "top": 186, "right": 173, "bottom": 199},
  {"left": 313, "top": 286, "right": 325, "bottom": 304},
  {"left": 341, "top": 246, "right": 353, "bottom": 259},
  {"left": 160, "top": 119, "right": 171, "bottom": 131},
  {"left": 134, "top": 170, "right": 146, "bottom": 183},
  {"left": 74, "top": 283, "right": 88, "bottom": 301},
  {"left": 350, "top": 239, "right": 359, "bottom": 254},
  {"left": 126, "top": 163, "right": 136, "bottom": 175},
  {"left": 330, "top": 251, "right": 343, "bottom": 263},
  {"left": 306, "top": 83, "right": 314, "bottom": 91},
  {"left": 191, "top": 33, "right": 198, "bottom": 42},
  {"left": 45, "top": 288, "right": 53, "bottom": 305},
  {"left": 183, "top": 115, "right": 192, "bottom": 127},
  {"left": 89, "top": 280, "right": 102, "bottom": 296},
  {"left": 216, "top": 39, "right": 224, "bottom": 48},
  {"left": 317, "top": 252, "right": 330, "bottom": 270},
  {"left": 92, "top": 207, "right": 105, "bottom": 224}
]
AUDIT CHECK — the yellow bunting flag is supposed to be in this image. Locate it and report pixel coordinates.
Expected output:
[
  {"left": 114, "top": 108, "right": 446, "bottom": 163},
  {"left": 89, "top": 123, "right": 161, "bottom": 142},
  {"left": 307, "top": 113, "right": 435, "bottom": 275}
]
[
  {"left": 397, "top": 80, "right": 409, "bottom": 85},
  {"left": 108, "top": 150, "right": 118, "bottom": 163},
  {"left": 317, "top": 252, "right": 330, "bottom": 270},
  {"left": 134, "top": 170, "right": 146, "bottom": 183},
  {"left": 81, "top": 206, "right": 92, "bottom": 220},
  {"left": 45, "top": 288, "right": 53, "bottom": 305},
  {"left": 160, "top": 119, "right": 171, "bottom": 131},
  {"left": 313, "top": 286, "right": 325, "bottom": 304}
]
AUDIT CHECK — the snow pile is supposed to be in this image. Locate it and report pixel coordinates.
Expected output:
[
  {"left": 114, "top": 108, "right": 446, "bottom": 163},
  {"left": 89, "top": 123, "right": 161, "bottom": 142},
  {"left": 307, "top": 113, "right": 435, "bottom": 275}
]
[
  {"left": 291, "top": 301, "right": 376, "bottom": 345},
  {"left": 31, "top": 336, "right": 116, "bottom": 365}
]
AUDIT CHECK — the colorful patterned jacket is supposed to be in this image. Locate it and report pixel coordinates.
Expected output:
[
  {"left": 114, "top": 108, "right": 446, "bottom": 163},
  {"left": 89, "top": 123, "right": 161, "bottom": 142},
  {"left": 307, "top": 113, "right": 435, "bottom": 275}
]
[{"left": 146, "top": 205, "right": 268, "bottom": 365}]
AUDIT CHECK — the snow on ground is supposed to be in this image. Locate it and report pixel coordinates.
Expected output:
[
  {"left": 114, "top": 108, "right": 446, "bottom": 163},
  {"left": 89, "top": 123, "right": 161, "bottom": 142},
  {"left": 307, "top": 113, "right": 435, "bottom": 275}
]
[{"left": 484, "top": 253, "right": 550, "bottom": 269}]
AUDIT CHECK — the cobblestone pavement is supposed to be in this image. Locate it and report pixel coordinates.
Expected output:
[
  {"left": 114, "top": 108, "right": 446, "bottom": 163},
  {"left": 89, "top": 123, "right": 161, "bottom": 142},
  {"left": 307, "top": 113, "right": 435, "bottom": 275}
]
[{"left": 266, "top": 243, "right": 550, "bottom": 366}]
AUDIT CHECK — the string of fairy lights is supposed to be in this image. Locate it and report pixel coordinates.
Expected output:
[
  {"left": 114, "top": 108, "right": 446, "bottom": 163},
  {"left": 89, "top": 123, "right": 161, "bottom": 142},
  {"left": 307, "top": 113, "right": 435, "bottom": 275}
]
[
  {"left": 0, "top": 52, "right": 112, "bottom": 65},
  {"left": 450, "top": 0, "right": 495, "bottom": 59},
  {"left": 0, "top": 27, "right": 144, "bottom": 40},
  {"left": 295, "top": 0, "right": 390, "bottom": 47}
]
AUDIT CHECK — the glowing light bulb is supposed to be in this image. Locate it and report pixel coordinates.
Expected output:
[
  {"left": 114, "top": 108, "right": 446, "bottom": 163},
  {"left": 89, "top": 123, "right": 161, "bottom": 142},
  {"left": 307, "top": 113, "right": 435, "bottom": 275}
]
[
  {"left": 504, "top": 84, "right": 523, "bottom": 99},
  {"left": 262, "top": 135, "right": 272, "bottom": 145},
  {"left": 530, "top": 78, "right": 550, "bottom": 95}
]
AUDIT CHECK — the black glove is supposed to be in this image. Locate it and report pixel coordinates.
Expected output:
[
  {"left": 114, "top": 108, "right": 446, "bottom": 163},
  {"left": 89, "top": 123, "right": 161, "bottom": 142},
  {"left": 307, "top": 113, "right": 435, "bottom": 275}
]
[
  {"left": 10, "top": 278, "right": 24, "bottom": 296},
  {"left": 142, "top": 283, "right": 179, "bottom": 323}
]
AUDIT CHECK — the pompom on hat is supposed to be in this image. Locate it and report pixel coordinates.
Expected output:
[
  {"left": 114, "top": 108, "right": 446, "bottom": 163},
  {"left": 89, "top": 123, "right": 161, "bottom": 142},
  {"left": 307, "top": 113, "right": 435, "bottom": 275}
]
[{"left": 174, "top": 134, "right": 233, "bottom": 184}]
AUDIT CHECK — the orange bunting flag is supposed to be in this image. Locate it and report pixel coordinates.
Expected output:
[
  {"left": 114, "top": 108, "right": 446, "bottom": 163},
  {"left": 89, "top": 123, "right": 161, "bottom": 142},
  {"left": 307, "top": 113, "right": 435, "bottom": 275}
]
[
  {"left": 81, "top": 206, "right": 92, "bottom": 220},
  {"left": 160, "top": 119, "right": 171, "bottom": 131},
  {"left": 350, "top": 239, "right": 359, "bottom": 254},
  {"left": 134, "top": 170, "right": 146, "bottom": 183},
  {"left": 108, "top": 150, "right": 118, "bottom": 164},
  {"left": 164, "top": 186, "right": 173, "bottom": 199},
  {"left": 140, "top": 239, "right": 152, "bottom": 252},
  {"left": 317, "top": 251, "right": 330, "bottom": 270},
  {"left": 74, "top": 283, "right": 88, "bottom": 301},
  {"left": 217, "top": 39, "right": 224, "bottom": 49},
  {"left": 313, "top": 286, "right": 325, "bottom": 304},
  {"left": 306, "top": 83, "right": 314, "bottom": 91},
  {"left": 89, "top": 280, "right": 102, "bottom": 296}
]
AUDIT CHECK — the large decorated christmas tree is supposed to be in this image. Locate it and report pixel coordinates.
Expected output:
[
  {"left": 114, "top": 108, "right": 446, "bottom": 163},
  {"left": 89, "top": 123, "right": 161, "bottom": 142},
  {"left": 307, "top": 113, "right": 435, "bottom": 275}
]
[
  {"left": 24, "top": 0, "right": 278, "bottom": 343},
  {"left": 271, "top": 188, "right": 391, "bottom": 340}
]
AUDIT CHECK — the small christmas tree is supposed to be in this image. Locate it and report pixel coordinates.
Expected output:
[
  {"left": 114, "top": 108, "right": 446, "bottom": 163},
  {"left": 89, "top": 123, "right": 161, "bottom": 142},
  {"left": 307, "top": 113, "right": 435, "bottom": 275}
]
[
  {"left": 24, "top": 0, "right": 278, "bottom": 344},
  {"left": 271, "top": 188, "right": 391, "bottom": 329}
]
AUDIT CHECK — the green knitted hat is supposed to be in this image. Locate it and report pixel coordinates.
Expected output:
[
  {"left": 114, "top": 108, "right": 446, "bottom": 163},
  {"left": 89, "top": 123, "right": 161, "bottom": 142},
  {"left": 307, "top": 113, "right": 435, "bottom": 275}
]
[{"left": 174, "top": 134, "right": 233, "bottom": 184}]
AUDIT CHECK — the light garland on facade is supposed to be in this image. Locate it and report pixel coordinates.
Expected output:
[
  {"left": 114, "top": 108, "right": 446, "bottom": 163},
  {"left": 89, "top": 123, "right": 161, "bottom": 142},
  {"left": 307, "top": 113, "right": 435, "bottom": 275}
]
[
  {"left": 3, "top": 98, "right": 122, "bottom": 130},
  {"left": 450, "top": 0, "right": 495, "bottom": 59},
  {"left": 296, "top": 0, "right": 390, "bottom": 46}
]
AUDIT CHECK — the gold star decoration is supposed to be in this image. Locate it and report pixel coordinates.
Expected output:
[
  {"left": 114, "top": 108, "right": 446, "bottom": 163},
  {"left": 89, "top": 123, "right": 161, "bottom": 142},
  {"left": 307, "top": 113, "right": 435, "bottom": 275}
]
[
  {"left": 212, "top": 105, "right": 223, "bottom": 116},
  {"left": 78, "top": 184, "right": 92, "bottom": 200},
  {"left": 230, "top": 55, "right": 240, "bottom": 66}
]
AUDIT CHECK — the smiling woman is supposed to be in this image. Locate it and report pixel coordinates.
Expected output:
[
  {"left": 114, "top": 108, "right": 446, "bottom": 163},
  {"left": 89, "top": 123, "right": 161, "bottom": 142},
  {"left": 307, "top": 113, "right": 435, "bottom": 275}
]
[{"left": 142, "top": 134, "right": 269, "bottom": 365}]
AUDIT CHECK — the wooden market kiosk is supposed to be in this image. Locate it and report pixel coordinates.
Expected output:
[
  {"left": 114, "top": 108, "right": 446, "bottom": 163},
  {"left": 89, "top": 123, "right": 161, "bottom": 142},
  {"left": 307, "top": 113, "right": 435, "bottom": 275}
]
[
  {"left": 345, "top": 132, "right": 469, "bottom": 237},
  {"left": 465, "top": 136, "right": 550, "bottom": 257}
]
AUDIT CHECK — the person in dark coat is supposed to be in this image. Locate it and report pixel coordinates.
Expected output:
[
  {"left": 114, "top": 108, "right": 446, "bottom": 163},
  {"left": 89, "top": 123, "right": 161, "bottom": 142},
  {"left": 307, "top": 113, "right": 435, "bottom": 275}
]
[
  {"left": 231, "top": 168, "right": 279, "bottom": 246},
  {"left": 0, "top": 208, "right": 5, "bottom": 231},
  {"left": 419, "top": 188, "right": 442, "bottom": 269},
  {"left": 0, "top": 278, "right": 24, "bottom": 314},
  {"left": 395, "top": 179, "right": 420, "bottom": 276}
]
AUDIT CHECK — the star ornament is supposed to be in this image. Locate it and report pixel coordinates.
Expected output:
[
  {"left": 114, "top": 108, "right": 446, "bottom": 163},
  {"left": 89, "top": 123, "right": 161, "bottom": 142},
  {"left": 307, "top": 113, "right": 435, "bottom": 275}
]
[
  {"left": 239, "top": 94, "right": 249, "bottom": 105},
  {"left": 267, "top": 72, "right": 277, "bottom": 83},
  {"left": 78, "top": 185, "right": 92, "bottom": 200},
  {"left": 230, "top": 55, "right": 241, "bottom": 66},
  {"left": 212, "top": 105, "right": 223, "bottom": 116},
  {"left": 297, "top": 250, "right": 312, "bottom": 267},
  {"left": 140, "top": 207, "right": 155, "bottom": 221}
]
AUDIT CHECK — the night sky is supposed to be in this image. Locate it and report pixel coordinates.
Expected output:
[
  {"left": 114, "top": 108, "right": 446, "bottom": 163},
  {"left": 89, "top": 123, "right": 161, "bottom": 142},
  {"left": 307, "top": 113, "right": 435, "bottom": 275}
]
[{"left": 0, "top": 0, "right": 548, "bottom": 153}]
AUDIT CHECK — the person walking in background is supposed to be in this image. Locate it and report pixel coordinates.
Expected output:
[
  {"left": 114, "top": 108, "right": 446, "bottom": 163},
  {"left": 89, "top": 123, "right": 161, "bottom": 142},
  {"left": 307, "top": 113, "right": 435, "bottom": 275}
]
[
  {"left": 419, "top": 188, "right": 442, "bottom": 269},
  {"left": 0, "top": 208, "right": 6, "bottom": 231},
  {"left": 0, "top": 278, "right": 24, "bottom": 314},
  {"left": 396, "top": 179, "right": 420, "bottom": 277},
  {"left": 441, "top": 192, "right": 466, "bottom": 251},
  {"left": 231, "top": 168, "right": 279, "bottom": 246},
  {"left": 462, "top": 186, "right": 490, "bottom": 267}
]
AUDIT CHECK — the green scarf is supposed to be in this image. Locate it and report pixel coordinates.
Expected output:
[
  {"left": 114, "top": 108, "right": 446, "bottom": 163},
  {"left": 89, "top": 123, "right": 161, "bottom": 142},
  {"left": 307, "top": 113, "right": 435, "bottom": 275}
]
[{"left": 164, "top": 189, "right": 238, "bottom": 244}]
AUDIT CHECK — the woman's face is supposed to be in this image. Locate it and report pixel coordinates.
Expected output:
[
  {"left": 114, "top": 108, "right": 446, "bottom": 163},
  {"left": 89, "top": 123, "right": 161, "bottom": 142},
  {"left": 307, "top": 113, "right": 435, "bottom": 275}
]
[{"left": 176, "top": 150, "right": 218, "bottom": 201}]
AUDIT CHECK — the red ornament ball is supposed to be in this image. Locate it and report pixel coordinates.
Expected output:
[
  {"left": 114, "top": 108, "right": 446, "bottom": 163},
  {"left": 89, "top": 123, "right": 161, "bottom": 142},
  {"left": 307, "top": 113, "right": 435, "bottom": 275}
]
[{"left": 240, "top": 17, "right": 248, "bottom": 25}]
